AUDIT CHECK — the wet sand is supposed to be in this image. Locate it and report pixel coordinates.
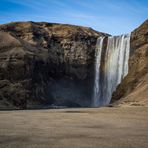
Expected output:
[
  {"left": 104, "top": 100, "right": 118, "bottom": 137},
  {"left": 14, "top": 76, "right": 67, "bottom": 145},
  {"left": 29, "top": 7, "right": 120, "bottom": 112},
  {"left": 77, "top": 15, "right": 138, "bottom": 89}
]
[{"left": 0, "top": 107, "right": 148, "bottom": 148}]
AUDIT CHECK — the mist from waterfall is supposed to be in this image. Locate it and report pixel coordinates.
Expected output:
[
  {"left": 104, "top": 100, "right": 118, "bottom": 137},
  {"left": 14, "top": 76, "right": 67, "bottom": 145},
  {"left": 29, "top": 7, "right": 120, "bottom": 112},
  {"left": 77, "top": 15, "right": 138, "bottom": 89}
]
[{"left": 92, "top": 34, "right": 130, "bottom": 107}]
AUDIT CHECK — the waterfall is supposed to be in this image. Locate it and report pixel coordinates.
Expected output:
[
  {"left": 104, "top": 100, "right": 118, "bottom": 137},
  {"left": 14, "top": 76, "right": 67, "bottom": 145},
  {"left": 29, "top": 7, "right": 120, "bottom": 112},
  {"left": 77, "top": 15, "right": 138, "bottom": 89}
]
[
  {"left": 92, "top": 37, "right": 104, "bottom": 107},
  {"left": 92, "top": 34, "right": 130, "bottom": 107}
]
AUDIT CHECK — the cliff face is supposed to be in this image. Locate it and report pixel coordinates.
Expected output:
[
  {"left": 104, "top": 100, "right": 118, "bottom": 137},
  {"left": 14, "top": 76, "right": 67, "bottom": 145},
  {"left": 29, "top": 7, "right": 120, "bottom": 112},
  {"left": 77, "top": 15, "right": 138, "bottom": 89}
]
[
  {"left": 0, "top": 20, "right": 147, "bottom": 109},
  {"left": 111, "top": 20, "right": 148, "bottom": 106},
  {"left": 0, "top": 22, "right": 107, "bottom": 109}
]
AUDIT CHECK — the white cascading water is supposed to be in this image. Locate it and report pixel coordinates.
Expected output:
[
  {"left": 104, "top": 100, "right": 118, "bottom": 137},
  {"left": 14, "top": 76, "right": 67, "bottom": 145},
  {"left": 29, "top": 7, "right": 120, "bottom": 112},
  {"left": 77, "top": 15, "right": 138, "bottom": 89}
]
[
  {"left": 92, "top": 34, "right": 130, "bottom": 107},
  {"left": 92, "top": 37, "right": 104, "bottom": 107}
]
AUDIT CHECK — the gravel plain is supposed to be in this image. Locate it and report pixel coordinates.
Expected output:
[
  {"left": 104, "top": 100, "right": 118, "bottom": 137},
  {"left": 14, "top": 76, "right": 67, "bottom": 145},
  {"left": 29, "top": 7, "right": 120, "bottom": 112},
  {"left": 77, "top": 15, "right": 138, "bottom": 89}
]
[{"left": 0, "top": 107, "right": 148, "bottom": 148}]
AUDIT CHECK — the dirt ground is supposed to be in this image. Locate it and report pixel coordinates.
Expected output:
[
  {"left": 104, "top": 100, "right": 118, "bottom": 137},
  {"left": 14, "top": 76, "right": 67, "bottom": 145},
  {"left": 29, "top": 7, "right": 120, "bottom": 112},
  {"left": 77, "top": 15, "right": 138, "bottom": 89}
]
[{"left": 0, "top": 107, "right": 148, "bottom": 148}]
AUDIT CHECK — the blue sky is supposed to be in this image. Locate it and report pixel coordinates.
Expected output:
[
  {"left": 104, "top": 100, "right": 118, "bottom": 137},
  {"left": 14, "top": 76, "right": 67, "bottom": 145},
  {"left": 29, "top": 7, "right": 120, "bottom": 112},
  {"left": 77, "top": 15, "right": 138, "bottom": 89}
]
[{"left": 0, "top": 0, "right": 147, "bottom": 35}]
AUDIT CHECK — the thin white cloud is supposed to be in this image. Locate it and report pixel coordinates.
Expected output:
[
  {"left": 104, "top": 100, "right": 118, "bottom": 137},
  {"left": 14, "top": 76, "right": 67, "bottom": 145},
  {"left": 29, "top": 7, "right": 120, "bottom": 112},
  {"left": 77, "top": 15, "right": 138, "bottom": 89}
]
[
  {"left": 5, "top": 0, "right": 49, "bottom": 10},
  {"left": 74, "top": 0, "right": 97, "bottom": 9}
]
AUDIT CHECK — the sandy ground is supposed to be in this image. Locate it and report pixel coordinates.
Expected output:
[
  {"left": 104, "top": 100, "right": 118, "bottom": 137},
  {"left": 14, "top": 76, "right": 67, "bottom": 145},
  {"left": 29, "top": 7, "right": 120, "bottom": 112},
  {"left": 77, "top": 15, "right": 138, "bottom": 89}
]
[{"left": 0, "top": 107, "right": 148, "bottom": 148}]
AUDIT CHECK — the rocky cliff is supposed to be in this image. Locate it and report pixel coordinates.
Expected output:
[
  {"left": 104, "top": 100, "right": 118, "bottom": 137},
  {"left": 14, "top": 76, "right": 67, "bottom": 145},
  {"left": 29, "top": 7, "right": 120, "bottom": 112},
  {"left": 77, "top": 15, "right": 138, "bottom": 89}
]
[
  {"left": 111, "top": 20, "right": 148, "bottom": 106},
  {"left": 0, "top": 20, "right": 147, "bottom": 109},
  {"left": 0, "top": 22, "right": 107, "bottom": 109}
]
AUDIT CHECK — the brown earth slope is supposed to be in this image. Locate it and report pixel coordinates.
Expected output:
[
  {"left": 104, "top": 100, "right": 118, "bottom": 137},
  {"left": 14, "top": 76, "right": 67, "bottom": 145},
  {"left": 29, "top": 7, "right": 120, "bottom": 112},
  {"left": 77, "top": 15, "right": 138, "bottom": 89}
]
[{"left": 111, "top": 20, "right": 148, "bottom": 106}]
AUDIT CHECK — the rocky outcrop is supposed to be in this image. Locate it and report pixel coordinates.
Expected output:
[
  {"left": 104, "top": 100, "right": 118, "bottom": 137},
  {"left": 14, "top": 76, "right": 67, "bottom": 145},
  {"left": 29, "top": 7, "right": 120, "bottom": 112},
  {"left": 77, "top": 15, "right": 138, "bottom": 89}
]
[
  {"left": 0, "top": 22, "right": 107, "bottom": 109},
  {"left": 111, "top": 20, "right": 148, "bottom": 106}
]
